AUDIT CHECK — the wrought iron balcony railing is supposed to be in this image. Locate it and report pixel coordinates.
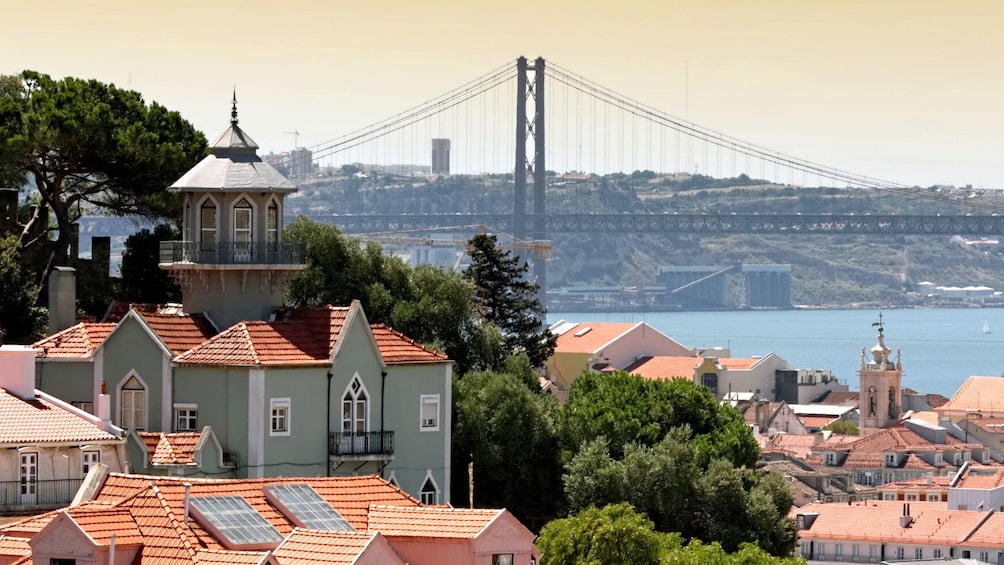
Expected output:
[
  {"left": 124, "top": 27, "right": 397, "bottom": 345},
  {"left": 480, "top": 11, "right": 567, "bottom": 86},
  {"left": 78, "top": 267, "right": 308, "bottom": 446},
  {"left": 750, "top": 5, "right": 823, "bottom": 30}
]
[
  {"left": 159, "top": 241, "right": 306, "bottom": 265},
  {"left": 329, "top": 431, "right": 394, "bottom": 457},
  {"left": 0, "top": 478, "right": 84, "bottom": 509}
]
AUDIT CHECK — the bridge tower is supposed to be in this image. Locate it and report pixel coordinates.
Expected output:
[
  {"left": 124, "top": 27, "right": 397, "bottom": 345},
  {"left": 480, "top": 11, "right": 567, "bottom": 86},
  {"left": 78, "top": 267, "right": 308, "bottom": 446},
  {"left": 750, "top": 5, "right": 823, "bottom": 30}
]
[{"left": 514, "top": 56, "right": 547, "bottom": 308}]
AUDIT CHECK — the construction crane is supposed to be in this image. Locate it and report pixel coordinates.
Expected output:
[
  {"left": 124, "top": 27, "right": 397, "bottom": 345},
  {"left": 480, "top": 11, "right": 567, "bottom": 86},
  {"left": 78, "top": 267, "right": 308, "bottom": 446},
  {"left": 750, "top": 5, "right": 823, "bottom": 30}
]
[{"left": 282, "top": 129, "right": 300, "bottom": 148}]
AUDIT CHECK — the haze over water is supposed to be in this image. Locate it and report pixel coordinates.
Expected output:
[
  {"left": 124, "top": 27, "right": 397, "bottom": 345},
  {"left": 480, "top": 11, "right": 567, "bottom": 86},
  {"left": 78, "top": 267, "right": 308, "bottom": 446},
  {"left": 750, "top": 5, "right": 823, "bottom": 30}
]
[{"left": 548, "top": 308, "right": 1004, "bottom": 398}]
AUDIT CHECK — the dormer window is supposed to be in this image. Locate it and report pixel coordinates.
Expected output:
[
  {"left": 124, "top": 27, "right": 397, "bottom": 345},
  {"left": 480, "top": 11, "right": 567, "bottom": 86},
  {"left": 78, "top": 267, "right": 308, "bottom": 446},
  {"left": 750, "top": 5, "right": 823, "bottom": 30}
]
[
  {"left": 884, "top": 453, "right": 897, "bottom": 467},
  {"left": 825, "top": 452, "right": 837, "bottom": 466},
  {"left": 934, "top": 453, "right": 943, "bottom": 465}
]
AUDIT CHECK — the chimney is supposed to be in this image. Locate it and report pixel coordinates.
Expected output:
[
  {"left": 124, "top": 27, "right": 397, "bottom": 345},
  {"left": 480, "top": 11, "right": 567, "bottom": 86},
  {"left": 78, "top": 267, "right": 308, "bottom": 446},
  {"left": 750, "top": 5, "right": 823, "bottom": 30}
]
[
  {"left": 0, "top": 345, "right": 37, "bottom": 400},
  {"left": 899, "top": 503, "right": 913, "bottom": 527},
  {"left": 97, "top": 380, "right": 112, "bottom": 430},
  {"left": 48, "top": 266, "right": 77, "bottom": 334}
]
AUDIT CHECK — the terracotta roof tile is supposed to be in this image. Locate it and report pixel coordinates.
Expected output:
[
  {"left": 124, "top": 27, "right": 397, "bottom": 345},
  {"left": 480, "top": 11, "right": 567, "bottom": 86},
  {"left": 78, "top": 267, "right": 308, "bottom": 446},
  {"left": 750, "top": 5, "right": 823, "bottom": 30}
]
[
  {"left": 193, "top": 548, "right": 270, "bottom": 564},
  {"left": 138, "top": 432, "right": 201, "bottom": 465},
  {"left": 800, "top": 415, "right": 839, "bottom": 429},
  {"left": 938, "top": 376, "right": 1004, "bottom": 416},
  {"left": 367, "top": 505, "right": 501, "bottom": 538},
  {"left": 965, "top": 512, "right": 1004, "bottom": 548},
  {"left": 0, "top": 389, "right": 118, "bottom": 445},
  {"left": 794, "top": 500, "right": 987, "bottom": 544},
  {"left": 553, "top": 322, "right": 636, "bottom": 354},
  {"left": 274, "top": 529, "right": 386, "bottom": 565},
  {"left": 174, "top": 321, "right": 331, "bottom": 366},
  {"left": 954, "top": 465, "right": 1004, "bottom": 489},
  {"left": 770, "top": 433, "right": 820, "bottom": 458},
  {"left": 624, "top": 356, "right": 699, "bottom": 381},
  {"left": 816, "top": 390, "right": 860, "bottom": 405},
  {"left": 720, "top": 357, "right": 758, "bottom": 370},
  {"left": 33, "top": 322, "right": 115, "bottom": 359},
  {"left": 67, "top": 507, "right": 143, "bottom": 546},
  {"left": 0, "top": 535, "right": 31, "bottom": 560},
  {"left": 134, "top": 311, "right": 217, "bottom": 355},
  {"left": 371, "top": 324, "right": 447, "bottom": 364}
]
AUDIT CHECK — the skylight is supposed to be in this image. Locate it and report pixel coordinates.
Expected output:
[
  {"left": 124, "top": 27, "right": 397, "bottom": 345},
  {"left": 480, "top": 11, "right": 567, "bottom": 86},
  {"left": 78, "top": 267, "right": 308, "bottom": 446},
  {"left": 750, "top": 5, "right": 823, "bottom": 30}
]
[
  {"left": 189, "top": 496, "right": 284, "bottom": 550},
  {"left": 265, "top": 484, "right": 354, "bottom": 531}
]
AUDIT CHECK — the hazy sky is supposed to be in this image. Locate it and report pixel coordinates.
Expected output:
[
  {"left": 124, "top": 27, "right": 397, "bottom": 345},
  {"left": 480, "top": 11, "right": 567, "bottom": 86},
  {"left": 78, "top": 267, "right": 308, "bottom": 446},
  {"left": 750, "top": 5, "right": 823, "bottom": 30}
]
[{"left": 5, "top": 0, "right": 1004, "bottom": 187}]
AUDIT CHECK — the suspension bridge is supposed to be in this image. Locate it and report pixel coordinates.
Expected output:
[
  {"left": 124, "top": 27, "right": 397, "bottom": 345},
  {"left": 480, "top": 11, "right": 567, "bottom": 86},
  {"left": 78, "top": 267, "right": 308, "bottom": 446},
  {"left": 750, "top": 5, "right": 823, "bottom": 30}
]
[{"left": 278, "top": 56, "right": 1004, "bottom": 303}]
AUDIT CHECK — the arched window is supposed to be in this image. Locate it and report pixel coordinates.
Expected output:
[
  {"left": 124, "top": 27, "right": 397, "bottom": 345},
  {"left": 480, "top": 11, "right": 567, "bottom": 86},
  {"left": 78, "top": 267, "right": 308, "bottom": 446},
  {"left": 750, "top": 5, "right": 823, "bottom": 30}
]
[
  {"left": 420, "top": 475, "right": 438, "bottom": 505},
  {"left": 341, "top": 376, "right": 368, "bottom": 435},
  {"left": 266, "top": 200, "right": 278, "bottom": 251},
  {"left": 121, "top": 376, "right": 146, "bottom": 430},
  {"left": 200, "top": 199, "right": 217, "bottom": 252},
  {"left": 233, "top": 197, "right": 253, "bottom": 262}
]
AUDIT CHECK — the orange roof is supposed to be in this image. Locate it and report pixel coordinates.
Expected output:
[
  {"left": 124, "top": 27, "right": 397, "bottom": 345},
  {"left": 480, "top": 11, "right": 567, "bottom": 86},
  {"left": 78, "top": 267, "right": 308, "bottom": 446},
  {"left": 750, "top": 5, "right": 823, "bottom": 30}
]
[
  {"left": 133, "top": 310, "right": 217, "bottom": 355},
  {"left": 0, "top": 389, "right": 118, "bottom": 445},
  {"left": 138, "top": 432, "right": 201, "bottom": 465},
  {"left": 0, "top": 535, "right": 30, "bottom": 561},
  {"left": 274, "top": 529, "right": 387, "bottom": 565},
  {"left": 174, "top": 321, "right": 331, "bottom": 366},
  {"left": 954, "top": 465, "right": 1004, "bottom": 490},
  {"left": 624, "top": 356, "right": 698, "bottom": 380},
  {"left": 800, "top": 415, "right": 838, "bottom": 429},
  {"left": 938, "top": 376, "right": 1004, "bottom": 415},
  {"left": 33, "top": 322, "right": 115, "bottom": 358},
  {"left": 770, "top": 433, "right": 819, "bottom": 458},
  {"left": 794, "top": 500, "right": 987, "bottom": 544},
  {"left": 964, "top": 512, "right": 1004, "bottom": 548},
  {"left": 65, "top": 507, "right": 144, "bottom": 546},
  {"left": 720, "top": 357, "right": 758, "bottom": 370},
  {"left": 553, "top": 322, "right": 636, "bottom": 354},
  {"left": 367, "top": 505, "right": 502, "bottom": 538},
  {"left": 371, "top": 324, "right": 447, "bottom": 364}
]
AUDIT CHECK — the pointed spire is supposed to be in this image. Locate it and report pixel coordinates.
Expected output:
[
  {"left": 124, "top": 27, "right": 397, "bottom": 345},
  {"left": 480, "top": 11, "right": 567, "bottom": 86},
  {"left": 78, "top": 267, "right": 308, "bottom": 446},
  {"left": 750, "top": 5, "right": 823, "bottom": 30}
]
[{"left": 231, "top": 89, "right": 239, "bottom": 127}]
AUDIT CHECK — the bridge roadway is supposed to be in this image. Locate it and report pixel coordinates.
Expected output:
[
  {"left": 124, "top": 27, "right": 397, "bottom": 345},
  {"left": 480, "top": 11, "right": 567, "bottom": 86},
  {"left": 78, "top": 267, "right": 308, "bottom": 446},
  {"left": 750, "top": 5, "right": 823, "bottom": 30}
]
[{"left": 310, "top": 213, "right": 1004, "bottom": 236}]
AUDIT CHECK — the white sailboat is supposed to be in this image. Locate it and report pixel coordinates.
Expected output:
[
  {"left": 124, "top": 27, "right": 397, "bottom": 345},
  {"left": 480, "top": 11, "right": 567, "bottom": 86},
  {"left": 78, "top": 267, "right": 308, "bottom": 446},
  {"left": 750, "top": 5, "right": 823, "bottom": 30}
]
[{"left": 984, "top": 320, "right": 992, "bottom": 334}]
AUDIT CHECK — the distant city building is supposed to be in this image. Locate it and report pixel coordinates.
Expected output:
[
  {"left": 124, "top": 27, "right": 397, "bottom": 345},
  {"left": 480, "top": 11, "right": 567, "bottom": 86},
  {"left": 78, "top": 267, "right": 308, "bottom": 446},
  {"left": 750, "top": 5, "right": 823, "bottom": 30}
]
[
  {"left": 262, "top": 147, "right": 313, "bottom": 179},
  {"left": 431, "top": 138, "right": 450, "bottom": 174}
]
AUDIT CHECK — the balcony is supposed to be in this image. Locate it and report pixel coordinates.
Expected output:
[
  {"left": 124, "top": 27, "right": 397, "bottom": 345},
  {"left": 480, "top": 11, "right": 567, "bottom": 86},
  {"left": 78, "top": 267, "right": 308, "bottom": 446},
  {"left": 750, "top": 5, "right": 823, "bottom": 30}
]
[
  {"left": 329, "top": 431, "right": 394, "bottom": 459},
  {"left": 159, "top": 241, "right": 306, "bottom": 266},
  {"left": 0, "top": 478, "right": 84, "bottom": 512}
]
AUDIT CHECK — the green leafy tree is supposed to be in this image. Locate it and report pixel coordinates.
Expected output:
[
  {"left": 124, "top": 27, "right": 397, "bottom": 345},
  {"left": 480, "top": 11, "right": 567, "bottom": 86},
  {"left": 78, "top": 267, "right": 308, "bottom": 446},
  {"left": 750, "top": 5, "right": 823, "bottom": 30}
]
[
  {"left": 118, "top": 224, "right": 182, "bottom": 304},
  {"left": 453, "top": 368, "right": 562, "bottom": 528},
  {"left": 0, "top": 235, "right": 45, "bottom": 343},
  {"left": 561, "top": 371, "right": 759, "bottom": 467},
  {"left": 823, "top": 419, "right": 859, "bottom": 435},
  {"left": 536, "top": 503, "right": 667, "bottom": 565},
  {"left": 0, "top": 71, "right": 207, "bottom": 298},
  {"left": 464, "top": 233, "right": 556, "bottom": 369}
]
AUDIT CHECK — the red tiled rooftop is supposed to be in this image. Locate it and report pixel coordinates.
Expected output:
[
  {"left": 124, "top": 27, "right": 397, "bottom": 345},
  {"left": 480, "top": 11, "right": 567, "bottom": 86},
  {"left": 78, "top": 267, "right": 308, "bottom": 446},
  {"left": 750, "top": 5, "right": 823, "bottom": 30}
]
[
  {"left": 367, "top": 505, "right": 502, "bottom": 538},
  {"left": 0, "top": 389, "right": 118, "bottom": 444},
  {"left": 624, "top": 356, "right": 699, "bottom": 381},
  {"left": 794, "top": 500, "right": 986, "bottom": 544},
  {"left": 67, "top": 507, "right": 144, "bottom": 546},
  {"left": 174, "top": 321, "right": 331, "bottom": 366},
  {"left": 33, "top": 322, "right": 115, "bottom": 359},
  {"left": 800, "top": 415, "right": 839, "bottom": 430},
  {"left": 816, "top": 390, "right": 860, "bottom": 405},
  {"left": 720, "top": 357, "right": 758, "bottom": 370},
  {"left": 954, "top": 465, "right": 1004, "bottom": 490},
  {"left": 139, "top": 432, "right": 201, "bottom": 465},
  {"left": 553, "top": 322, "right": 636, "bottom": 353},
  {"left": 938, "top": 376, "right": 1004, "bottom": 415},
  {"left": 134, "top": 310, "right": 218, "bottom": 355},
  {"left": 371, "top": 324, "right": 447, "bottom": 364},
  {"left": 274, "top": 529, "right": 383, "bottom": 565}
]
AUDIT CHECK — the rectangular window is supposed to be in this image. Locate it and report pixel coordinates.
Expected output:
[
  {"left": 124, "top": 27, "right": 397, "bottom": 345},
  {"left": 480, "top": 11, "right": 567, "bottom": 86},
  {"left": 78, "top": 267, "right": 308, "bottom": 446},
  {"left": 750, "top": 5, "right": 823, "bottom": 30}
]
[
  {"left": 491, "top": 555, "right": 513, "bottom": 565},
  {"left": 51, "top": 560, "right": 77, "bottom": 565},
  {"left": 885, "top": 453, "right": 897, "bottom": 466},
  {"left": 980, "top": 551, "right": 989, "bottom": 561},
  {"left": 905, "top": 493, "right": 918, "bottom": 501},
  {"left": 869, "top": 545, "right": 877, "bottom": 559},
  {"left": 933, "top": 549, "right": 942, "bottom": 558},
  {"left": 895, "top": 547, "right": 904, "bottom": 559},
  {"left": 817, "top": 543, "right": 825, "bottom": 559},
  {"left": 915, "top": 547, "right": 923, "bottom": 559},
  {"left": 121, "top": 384, "right": 146, "bottom": 430},
  {"left": 175, "top": 403, "right": 198, "bottom": 431},
  {"left": 701, "top": 372, "right": 718, "bottom": 394},
  {"left": 420, "top": 394, "right": 440, "bottom": 431},
  {"left": 200, "top": 203, "right": 217, "bottom": 252},
  {"left": 267, "top": 203, "right": 278, "bottom": 247},
  {"left": 834, "top": 543, "right": 842, "bottom": 558},
  {"left": 851, "top": 544, "right": 859, "bottom": 558},
  {"left": 825, "top": 452, "right": 836, "bottom": 465},
  {"left": 82, "top": 451, "right": 100, "bottom": 476},
  {"left": 71, "top": 401, "right": 93, "bottom": 414},
  {"left": 962, "top": 550, "right": 971, "bottom": 558},
  {"left": 270, "top": 398, "right": 290, "bottom": 436},
  {"left": 927, "top": 493, "right": 940, "bottom": 502}
]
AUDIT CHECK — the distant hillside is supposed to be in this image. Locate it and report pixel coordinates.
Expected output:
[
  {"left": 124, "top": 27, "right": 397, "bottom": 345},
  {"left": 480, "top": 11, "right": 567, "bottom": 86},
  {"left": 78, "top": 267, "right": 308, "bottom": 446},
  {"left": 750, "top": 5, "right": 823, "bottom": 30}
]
[{"left": 287, "top": 170, "right": 1004, "bottom": 308}]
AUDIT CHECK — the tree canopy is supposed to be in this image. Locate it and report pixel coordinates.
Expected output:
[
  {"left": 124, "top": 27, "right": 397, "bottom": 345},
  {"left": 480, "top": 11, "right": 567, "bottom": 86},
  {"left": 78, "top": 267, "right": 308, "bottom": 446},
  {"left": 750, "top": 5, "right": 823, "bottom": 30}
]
[
  {"left": 118, "top": 224, "right": 182, "bottom": 304},
  {"left": 0, "top": 235, "right": 45, "bottom": 343},
  {"left": 0, "top": 71, "right": 207, "bottom": 297},
  {"left": 463, "top": 232, "right": 556, "bottom": 369}
]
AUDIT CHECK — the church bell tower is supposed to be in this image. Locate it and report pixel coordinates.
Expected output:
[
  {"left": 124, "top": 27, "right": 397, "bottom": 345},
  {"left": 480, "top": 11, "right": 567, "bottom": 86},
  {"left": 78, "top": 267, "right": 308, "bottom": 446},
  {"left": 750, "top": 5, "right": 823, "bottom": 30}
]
[{"left": 858, "top": 315, "right": 903, "bottom": 430}]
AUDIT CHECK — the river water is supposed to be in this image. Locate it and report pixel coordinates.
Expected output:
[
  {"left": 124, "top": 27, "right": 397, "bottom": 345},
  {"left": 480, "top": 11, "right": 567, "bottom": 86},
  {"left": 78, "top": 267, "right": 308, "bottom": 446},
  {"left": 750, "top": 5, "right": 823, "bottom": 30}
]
[{"left": 546, "top": 308, "right": 1004, "bottom": 398}]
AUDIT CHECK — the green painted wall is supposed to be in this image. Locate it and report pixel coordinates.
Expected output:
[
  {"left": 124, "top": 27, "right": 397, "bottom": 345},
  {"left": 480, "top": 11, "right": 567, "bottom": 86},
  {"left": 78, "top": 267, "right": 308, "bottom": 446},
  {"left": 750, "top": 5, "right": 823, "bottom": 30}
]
[
  {"left": 35, "top": 360, "right": 93, "bottom": 408},
  {"left": 262, "top": 367, "right": 328, "bottom": 477},
  {"left": 174, "top": 366, "right": 248, "bottom": 474},
  {"left": 100, "top": 316, "right": 168, "bottom": 432}
]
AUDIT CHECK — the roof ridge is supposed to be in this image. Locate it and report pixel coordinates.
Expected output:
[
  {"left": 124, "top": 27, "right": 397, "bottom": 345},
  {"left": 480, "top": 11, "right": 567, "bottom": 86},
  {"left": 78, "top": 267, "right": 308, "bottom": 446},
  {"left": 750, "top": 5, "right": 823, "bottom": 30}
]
[{"left": 149, "top": 483, "right": 199, "bottom": 560}]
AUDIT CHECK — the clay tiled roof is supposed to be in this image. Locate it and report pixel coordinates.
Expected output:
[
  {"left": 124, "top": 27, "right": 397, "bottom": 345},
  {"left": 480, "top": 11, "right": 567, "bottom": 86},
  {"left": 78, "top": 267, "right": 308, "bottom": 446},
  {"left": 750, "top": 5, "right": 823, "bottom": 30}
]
[
  {"left": 800, "top": 415, "right": 839, "bottom": 430},
  {"left": 877, "top": 475, "right": 953, "bottom": 490},
  {"left": 371, "top": 324, "right": 447, "bottom": 364},
  {"left": 367, "top": 505, "right": 502, "bottom": 538},
  {"left": 624, "top": 356, "right": 699, "bottom": 381},
  {"left": 720, "top": 357, "right": 758, "bottom": 370},
  {"left": 194, "top": 548, "right": 271, "bottom": 564},
  {"left": 0, "top": 389, "right": 118, "bottom": 445},
  {"left": 274, "top": 529, "right": 386, "bottom": 565},
  {"left": 33, "top": 322, "right": 115, "bottom": 358},
  {"left": 68, "top": 507, "right": 143, "bottom": 546},
  {"left": 174, "top": 321, "right": 331, "bottom": 366},
  {"left": 954, "top": 465, "right": 1004, "bottom": 490},
  {"left": 139, "top": 432, "right": 201, "bottom": 465},
  {"left": 794, "top": 500, "right": 986, "bottom": 545},
  {"left": 770, "top": 434, "right": 819, "bottom": 458},
  {"left": 816, "top": 390, "right": 860, "bottom": 405},
  {"left": 553, "top": 322, "right": 636, "bottom": 353},
  {"left": 134, "top": 311, "right": 218, "bottom": 355},
  {"left": 938, "top": 376, "right": 1004, "bottom": 416},
  {"left": 0, "top": 535, "right": 30, "bottom": 561},
  {"left": 965, "top": 512, "right": 1004, "bottom": 548}
]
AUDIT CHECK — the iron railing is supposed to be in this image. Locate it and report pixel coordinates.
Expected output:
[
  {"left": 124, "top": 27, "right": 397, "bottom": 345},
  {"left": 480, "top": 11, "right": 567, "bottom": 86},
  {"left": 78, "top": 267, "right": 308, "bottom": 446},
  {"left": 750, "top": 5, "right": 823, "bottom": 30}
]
[
  {"left": 159, "top": 241, "right": 306, "bottom": 265},
  {"left": 329, "top": 431, "right": 394, "bottom": 457},
  {"left": 0, "top": 478, "right": 84, "bottom": 509}
]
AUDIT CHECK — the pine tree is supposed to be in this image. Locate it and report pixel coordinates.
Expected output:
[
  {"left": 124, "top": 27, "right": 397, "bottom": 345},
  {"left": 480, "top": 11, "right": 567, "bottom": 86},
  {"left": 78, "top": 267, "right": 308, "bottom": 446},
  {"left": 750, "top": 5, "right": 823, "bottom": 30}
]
[{"left": 464, "top": 233, "right": 557, "bottom": 369}]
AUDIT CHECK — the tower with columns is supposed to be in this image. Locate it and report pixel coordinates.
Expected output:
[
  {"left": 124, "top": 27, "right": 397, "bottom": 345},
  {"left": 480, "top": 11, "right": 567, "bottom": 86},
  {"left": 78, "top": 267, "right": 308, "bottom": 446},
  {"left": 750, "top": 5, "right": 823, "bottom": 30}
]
[{"left": 858, "top": 315, "right": 903, "bottom": 430}]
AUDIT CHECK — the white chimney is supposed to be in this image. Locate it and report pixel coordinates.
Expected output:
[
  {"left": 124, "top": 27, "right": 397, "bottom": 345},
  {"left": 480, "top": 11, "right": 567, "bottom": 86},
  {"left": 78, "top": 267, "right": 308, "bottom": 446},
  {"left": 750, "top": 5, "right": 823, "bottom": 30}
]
[
  {"left": 0, "top": 345, "right": 37, "bottom": 400},
  {"left": 97, "top": 388, "right": 112, "bottom": 430}
]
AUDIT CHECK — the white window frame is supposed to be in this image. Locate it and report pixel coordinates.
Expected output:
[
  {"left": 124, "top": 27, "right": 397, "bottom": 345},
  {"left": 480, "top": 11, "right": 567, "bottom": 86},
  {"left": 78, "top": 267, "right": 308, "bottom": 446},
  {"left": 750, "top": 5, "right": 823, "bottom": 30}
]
[
  {"left": 884, "top": 453, "right": 897, "bottom": 466},
  {"left": 19, "top": 450, "right": 37, "bottom": 504},
  {"left": 270, "top": 398, "right": 291, "bottom": 437},
  {"left": 927, "top": 493, "right": 941, "bottom": 502},
  {"left": 118, "top": 372, "right": 148, "bottom": 431},
  {"left": 266, "top": 197, "right": 279, "bottom": 248},
  {"left": 420, "top": 394, "right": 440, "bottom": 432},
  {"left": 905, "top": 493, "right": 919, "bottom": 501},
  {"left": 82, "top": 450, "right": 100, "bottom": 476},
  {"left": 174, "top": 402, "right": 199, "bottom": 432},
  {"left": 341, "top": 376, "right": 369, "bottom": 435},
  {"left": 825, "top": 452, "right": 837, "bottom": 465},
  {"left": 420, "top": 471, "right": 439, "bottom": 505},
  {"left": 198, "top": 195, "right": 219, "bottom": 252}
]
